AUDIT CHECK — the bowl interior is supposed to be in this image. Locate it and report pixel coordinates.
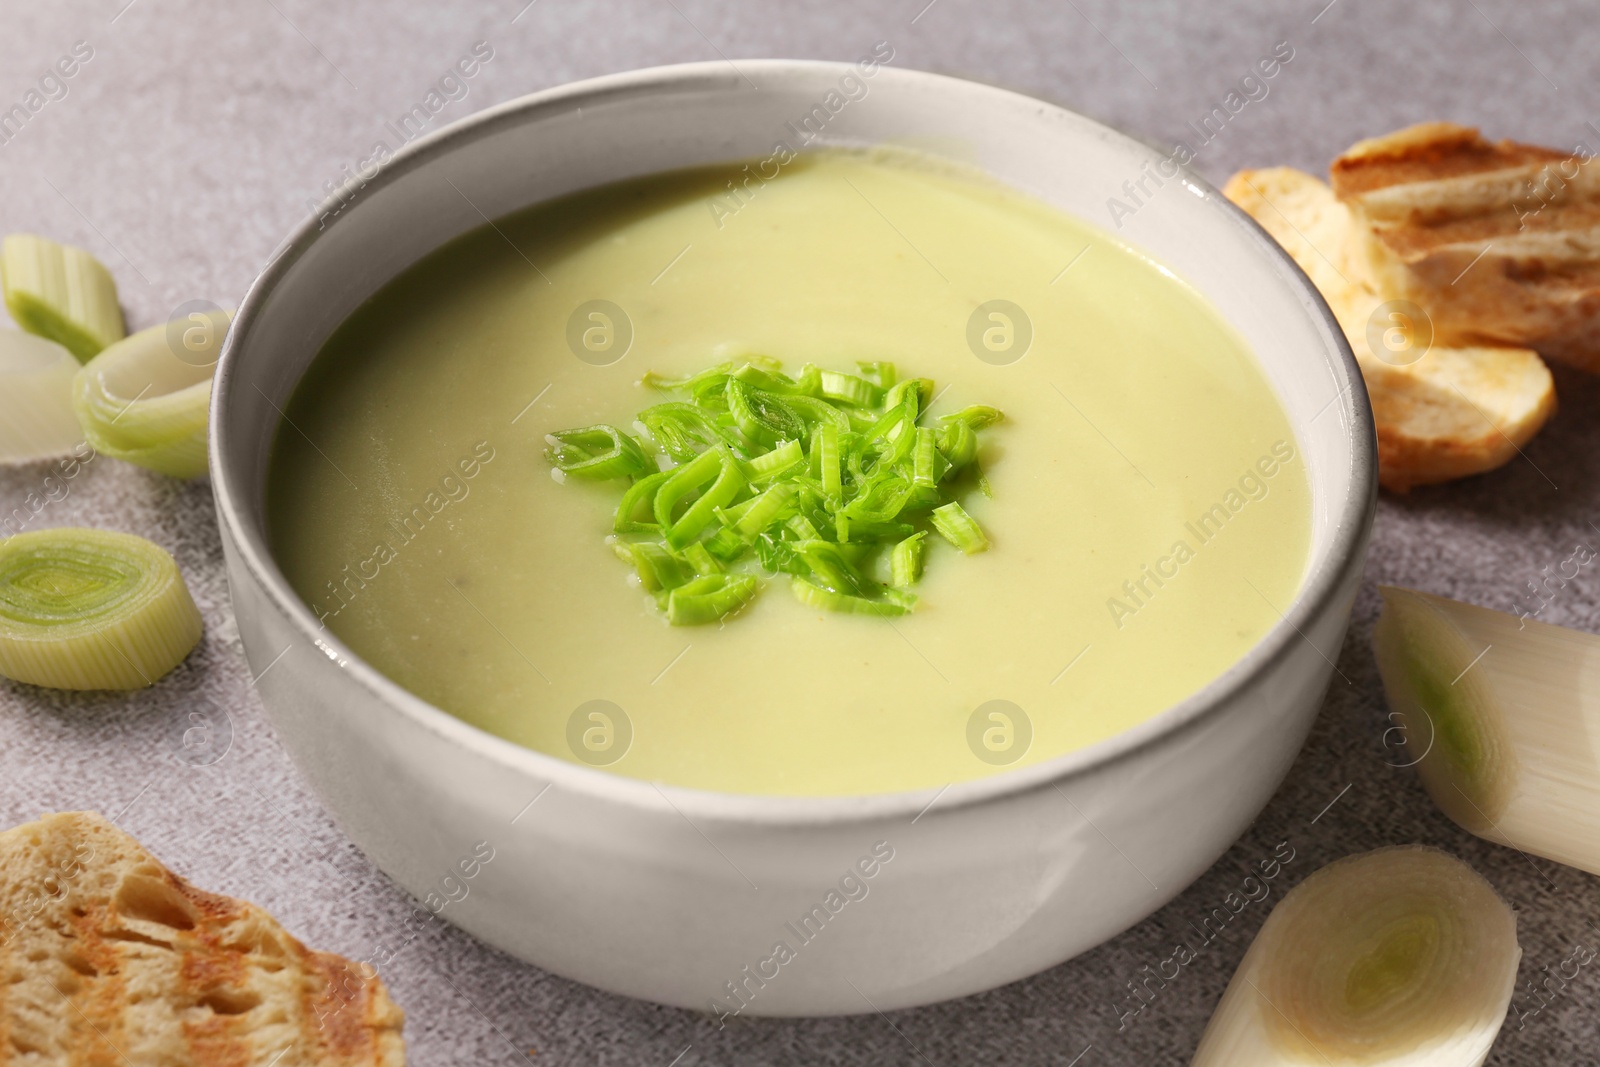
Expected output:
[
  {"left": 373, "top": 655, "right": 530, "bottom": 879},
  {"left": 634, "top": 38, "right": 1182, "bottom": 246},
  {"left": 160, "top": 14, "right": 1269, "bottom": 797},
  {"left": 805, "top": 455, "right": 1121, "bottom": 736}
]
[{"left": 214, "top": 59, "right": 1371, "bottom": 812}]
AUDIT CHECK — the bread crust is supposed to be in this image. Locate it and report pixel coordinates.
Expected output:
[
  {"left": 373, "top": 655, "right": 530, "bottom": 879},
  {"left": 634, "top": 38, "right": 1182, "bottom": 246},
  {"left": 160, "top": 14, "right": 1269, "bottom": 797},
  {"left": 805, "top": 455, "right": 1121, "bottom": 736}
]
[
  {"left": 1331, "top": 122, "right": 1600, "bottom": 370},
  {"left": 0, "top": 811, "right": 405, "bottom": 1066},
  {"left": 1224, "top": 166, "right": 1555, "bottom": 492}
]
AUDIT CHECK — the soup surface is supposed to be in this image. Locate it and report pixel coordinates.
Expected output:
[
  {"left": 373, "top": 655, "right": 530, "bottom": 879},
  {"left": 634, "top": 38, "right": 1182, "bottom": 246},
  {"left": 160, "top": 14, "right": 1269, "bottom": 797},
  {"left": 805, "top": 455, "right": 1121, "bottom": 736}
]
[{"left": 268, "top": 149, "right": 1309, "bottom": 796}]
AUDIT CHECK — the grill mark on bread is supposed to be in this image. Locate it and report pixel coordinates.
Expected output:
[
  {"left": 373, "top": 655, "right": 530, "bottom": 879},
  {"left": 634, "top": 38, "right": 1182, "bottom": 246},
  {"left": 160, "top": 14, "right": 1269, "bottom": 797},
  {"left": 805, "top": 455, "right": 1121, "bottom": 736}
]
[
  {"left": 177, "top": 891, "right": 253, "bottom": 1067},
  {"left": 1331, "top": 122, "right": 1568, "bottom": 194},
  {"left": 1329, "top": 123, "right": 1600, "bottom": 368},
  {"left": 1370, "top": 201, "right": 1600, "bottom": 254},
  {"left": 304, "top": 952, "right": 382, "bottom": 1062},
  {"left": 0, "top": 812, "right": 406, "bottom": 1066},
  {"left": 72, "top": 898, "right": 129, "bottom": 1067}
]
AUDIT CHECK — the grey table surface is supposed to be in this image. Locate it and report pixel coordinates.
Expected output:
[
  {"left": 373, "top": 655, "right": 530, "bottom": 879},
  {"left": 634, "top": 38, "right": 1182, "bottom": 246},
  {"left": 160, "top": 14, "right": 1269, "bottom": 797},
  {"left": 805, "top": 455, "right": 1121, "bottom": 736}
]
[{"left": 3, "top": 0, "right": 1598, "bottom": 1063}]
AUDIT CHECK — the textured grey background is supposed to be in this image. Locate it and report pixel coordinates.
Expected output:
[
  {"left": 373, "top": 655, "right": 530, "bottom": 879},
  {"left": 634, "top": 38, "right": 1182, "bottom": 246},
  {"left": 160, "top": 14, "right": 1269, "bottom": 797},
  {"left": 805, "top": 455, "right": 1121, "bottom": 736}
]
[{"left": 2, "top": 0, "right": 1597, "bottom": 1063}]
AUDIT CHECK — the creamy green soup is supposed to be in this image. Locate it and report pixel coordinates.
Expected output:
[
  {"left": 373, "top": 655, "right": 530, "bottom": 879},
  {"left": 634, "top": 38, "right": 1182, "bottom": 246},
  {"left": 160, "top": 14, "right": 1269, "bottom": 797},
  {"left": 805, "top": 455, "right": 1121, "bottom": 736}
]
[{"left": 268, "top": 149, "right": 1309, "bottom": 796}]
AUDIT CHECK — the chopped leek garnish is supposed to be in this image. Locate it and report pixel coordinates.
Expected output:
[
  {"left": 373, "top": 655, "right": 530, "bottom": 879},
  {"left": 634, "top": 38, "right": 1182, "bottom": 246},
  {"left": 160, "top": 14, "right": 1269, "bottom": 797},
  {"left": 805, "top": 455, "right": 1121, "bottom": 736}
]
[
  {"left": 679, "top": 541, "right": 722, "bottom": 576},
  {"left": 931, "top": 501, "right": 988, "bottom": 554},
  {"left": 667, "top": 573, "right": 757, "bottom": 625},
  {"left": 72, "top": 311, "right": 231, "bottom": 479},
  {"left": 614, "top": 470, "right": 670, "bottom": 534},
  {"left": 2, "top": 235, "right": 125, "bottom": 362},
  {"left": 741, "top": 438, "right": 803, "bottom": 483},
  {"left": 543, "top": 358, "right": 1002, "bottom": 625},
  {"left": 613, "top": 540, "right": 692, "bottom": 593},
  {"left": 1374, "top": 585, "right": 1600, "bottom": 876},
  {"left": 636, "top": 402, "right": 737, "bottom": 462},
  {"left": 1191, "top": 846, "right": 1519, "bottom": 1066},
  {"left": 654, "top": 446, "right": 746, "bottom": 549},
  {"left": 0, "top": 528, "right": 202, "bottom": 689},
  {"left": 0, "top": 331, "right": 83, "bottom": 464},
  {"left": 820, "top": 368, "right": 881, "bottom": 407},
  {"left": 544, "top": 424, "right": 650, "bottom": 480},
  {"left": 791, "top": 577, "right": 914, "bottom": 616},
  {"left": 735, "top": 483, "right": 797, "bottom": 537},
  {"left": 727, "top": 378, "right": 805, "bottom": 447},
  {"left": 937, "top": 418, "right": 977, "bottom": 470},
  {"left": 891, "top": 532, "right": 926, "bottom": 588},
  {"left": 943, "top": 404, "right": 1004, "bottom": 430}
]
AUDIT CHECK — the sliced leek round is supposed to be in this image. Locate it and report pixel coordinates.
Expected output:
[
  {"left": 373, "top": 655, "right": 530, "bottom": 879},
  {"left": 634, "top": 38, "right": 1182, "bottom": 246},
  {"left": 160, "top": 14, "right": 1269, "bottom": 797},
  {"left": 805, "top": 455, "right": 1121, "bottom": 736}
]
[
  {"left": 1192, "top": 846, "right": 1519, "bottom": 1067},
  {"left": 0, "top": 331, "right": 83, "bottom": 464},
  {"left": 1375, "top": 584, "right": 1600, "bottom": 875},
  {"left": 0, "top": 528, "right": 202, "bottom": 690},
  {"left": 72, "top": 310, "right": 231, "bottom": 479},
  {"left": 2, "top": 234, "right": 125, "bottom": 362}
]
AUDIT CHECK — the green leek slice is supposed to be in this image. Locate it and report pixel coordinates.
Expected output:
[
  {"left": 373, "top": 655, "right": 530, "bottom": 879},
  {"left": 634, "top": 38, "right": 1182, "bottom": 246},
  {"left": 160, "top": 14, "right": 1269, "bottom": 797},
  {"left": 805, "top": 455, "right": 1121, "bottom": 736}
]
[
  {"left": 735, "top": 483, "right": 797, "bottom": 537},
  {"left": 841, "top": 473, "right": 913, "bottom": 526},
  {"left": 891, "top": 532, "right": 926, "bottom": 588},
  {"left": 2, "top": 235, "right": 125, "bottom": 362},
  {"left": 72, "top": 311, "right": 230, "bottom": 479},
  {"left": 785, "top": 513, "right": 820, "bottom": 541},
  {"left": 819, "top": 368, "right": 881, "bottom": 407},
  {"left": 931, "top": 501, "right": 988, "bottom": 553},
  {"left": 679, "top": 541, "right": 723, "bottom": 576},
  {"left": 654, "top": 447, "right": 746, "bottom": 548},
  {"left": 544, "top": 357, "right": 1003, "bottom": 625},
  {"left": 881, "top": 378, "right": 927, "bottom": 416},
  {"left": 874, "top": 409, "right": 920, "bottom": 472},
  {"left": 614, "top": 470, "right": 671, "bottom": 534},
  {"left": 612, "top": 541, "right": 693, "bottom": 593},
  {"left": 784, "top": 393, "right": 852, "bottom": 432},
  {"left": 0, "top": 331, "right": 83, "bottom": 464},
  {"left": 731, "top": 361, "right": 818, "bottom": 396},
  {"left": 667, "top": 573, "right": 758, "bottom": 625},
  {"left": 845, "top": 520, "right": 916, "bottom": 542},
  {"left": 726, "top": 378, "right": 805, "bottom": 448},
  {"left": 911, "top": 427, "right": 948, "bottom": 488},
  {"left": 741, "top": 438, "right": 804, "bottom": 483},
  {"left": 815, "top": 423, "right": 843, "bottom": 501},
  {"left": 792, "top": 577, "right": 914, "bottom": 616},
  {"left": 793, "top": 540, "right": 874, "bottom": 598},
  {"left": 636, "top": 402, "right": 736, "bottom": 462},
  {"left": 0, "top": 528, "right": 202, "bottom": 689},
  {"left": 653, "top": 448, "right": 723, "bottom": 527},
  {"left": 545, "top": 424, "right": 650, "bottom": 480},
  {"left": 943, "top": 404, "right": 1004, "bottom": 430},
  {"left": 937, "top": 419, "right": 978, "bottom": 470},
  {"left": 862, "top": 390, "right": 914, "bottom": 445},
  {"left": 703, "top": 525, "right": 750, "bottom": 563},
  {"left": 642, "top": 362, "right": 732, "bottom": 392}
]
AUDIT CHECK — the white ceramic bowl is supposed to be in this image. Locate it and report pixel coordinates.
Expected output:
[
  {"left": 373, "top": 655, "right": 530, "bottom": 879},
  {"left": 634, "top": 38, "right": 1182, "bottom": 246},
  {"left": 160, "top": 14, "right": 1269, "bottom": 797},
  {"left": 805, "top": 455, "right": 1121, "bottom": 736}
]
[{"left": 212, "top": 60, "right": 1375, "bottom": 1015}]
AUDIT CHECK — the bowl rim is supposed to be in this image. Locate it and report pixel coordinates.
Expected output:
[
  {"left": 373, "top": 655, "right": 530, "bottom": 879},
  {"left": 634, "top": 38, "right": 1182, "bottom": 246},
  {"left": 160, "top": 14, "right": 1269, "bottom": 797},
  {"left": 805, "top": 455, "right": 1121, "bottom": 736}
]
[{"left": 212, "top": 58, "right": 1376, "bottom": 826}]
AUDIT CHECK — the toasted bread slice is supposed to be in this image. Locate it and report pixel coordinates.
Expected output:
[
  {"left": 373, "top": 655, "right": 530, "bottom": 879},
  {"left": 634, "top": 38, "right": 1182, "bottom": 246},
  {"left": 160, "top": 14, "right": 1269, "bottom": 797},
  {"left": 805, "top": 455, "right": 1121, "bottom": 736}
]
[
  {"left": 1331, "top": 122, "right": 1600, "bottom": 370},
  {"left": 0, "top": 811, "right": 404, "bottom": 1066},
  {"left": 1224, "top": 167, "right": 1555, "bottom": 491}
]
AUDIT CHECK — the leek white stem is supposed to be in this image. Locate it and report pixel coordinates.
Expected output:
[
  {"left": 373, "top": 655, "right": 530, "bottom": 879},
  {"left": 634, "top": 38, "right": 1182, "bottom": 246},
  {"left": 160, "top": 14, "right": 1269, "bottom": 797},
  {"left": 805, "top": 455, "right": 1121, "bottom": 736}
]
[
  {"left": 72, "top": 310, "right": 230, "bottom": 479},
  {"left": 1192, "top": 846, "right": 1519, "bottom": 1067},
  {"left": 1375, "top": 584, "right": 1600, "bottom": 875},
  {"left": 0, "top": 528, "right": 202, "bottom": 690},
  {"left": 1, "top": 234, "right": 124, "bottom": 362},
  {"left": 0, "top": 331, "right": 83, "bottom": 464}
]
